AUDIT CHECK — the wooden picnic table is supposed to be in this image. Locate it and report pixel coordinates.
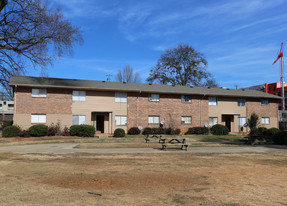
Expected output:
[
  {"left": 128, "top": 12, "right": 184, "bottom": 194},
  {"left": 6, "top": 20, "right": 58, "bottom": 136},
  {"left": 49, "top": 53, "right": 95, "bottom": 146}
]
[
  {"left": 145, "top": 133, "right": 163, "bottom": 143},
  {"left": 160, "top": 137, "right": 188, "bottom": 151}
]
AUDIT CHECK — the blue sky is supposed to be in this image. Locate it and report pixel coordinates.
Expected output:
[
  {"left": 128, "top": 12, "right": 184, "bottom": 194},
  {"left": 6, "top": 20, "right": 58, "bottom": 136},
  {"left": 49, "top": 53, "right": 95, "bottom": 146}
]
[{"left": 29, "top": 0, "right": 287, "bottom": 88}]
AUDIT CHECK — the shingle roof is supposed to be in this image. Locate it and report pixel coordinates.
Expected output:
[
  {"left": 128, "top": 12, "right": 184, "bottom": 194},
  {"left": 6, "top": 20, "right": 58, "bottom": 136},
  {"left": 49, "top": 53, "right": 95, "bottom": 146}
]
[{"left": 9, "top": 76, "right": 281, "bottom": 99}]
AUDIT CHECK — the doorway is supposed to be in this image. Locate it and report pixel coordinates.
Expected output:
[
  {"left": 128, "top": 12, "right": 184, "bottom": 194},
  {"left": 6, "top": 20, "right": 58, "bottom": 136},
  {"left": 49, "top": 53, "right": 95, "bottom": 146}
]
[
  {"left": 96, "top": 115, "right": 105, "bottom": 133},
  {"left": 222, "top": 115, "right": 233, "bottom": 132}
]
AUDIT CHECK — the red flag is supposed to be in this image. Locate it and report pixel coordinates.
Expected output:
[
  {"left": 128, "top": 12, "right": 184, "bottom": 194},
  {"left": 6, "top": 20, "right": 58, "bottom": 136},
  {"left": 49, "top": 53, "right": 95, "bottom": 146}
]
[{"left": 273, "top": 42, "right": 283, "bottom": 65}]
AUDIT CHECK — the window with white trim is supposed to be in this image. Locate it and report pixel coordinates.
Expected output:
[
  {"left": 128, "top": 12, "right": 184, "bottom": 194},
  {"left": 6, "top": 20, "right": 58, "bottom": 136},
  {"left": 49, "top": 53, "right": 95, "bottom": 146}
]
[
  {"left": 208, "top": 97, "right": 218, "bottom": 106},
  {"left": 237, "top": 98, "right": 246, "bottom": 106},
  {"left": 209, "top": 117, "right": 218, "bottom": 126},
  {"left": 115, "top": 92, "right": 127, "bottom": 103},
  {"left": 181, "top": 95, "right": 192, "bottom": 103},
  {"left": 261, "top": 99, "right": 269, "bottom": 105},
  {"left": 72, "top": 115, "right": 86, "bottom": 125},
  {"left": 261, "top": 117, "right": 270, "bottom": 124},
  {"left": 238, "top": 117, "right": 246, "bottom": 126},
  {"left": 32, "top": 89, "right": 47, "bottom": 97},
  {"left": 31, "top": 114, "right": 46, "bottom": 123},
  {"left": 115, "top": 116, "right": 127, "bottom": 126},
  {"left": 72, "top": 91, "right": 86, "bottom": 101},
  {"left": 149, "top": 94, "right": 160, "bottom": 102},
  {"left": 148, "top": 116, "right": 160, "bottom": 124},
  {"left": 181, "top": 116, "right": 192, "bottom": 124},
  {"left": 8, "top": 104, "right": 14, "bottom": 110}
]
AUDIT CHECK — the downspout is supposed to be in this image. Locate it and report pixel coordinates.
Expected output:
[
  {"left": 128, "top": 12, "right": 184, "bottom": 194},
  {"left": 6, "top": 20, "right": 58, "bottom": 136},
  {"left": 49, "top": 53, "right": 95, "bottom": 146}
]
[{"left": 14, "top": 85, "right": 17, "bottom": 119}]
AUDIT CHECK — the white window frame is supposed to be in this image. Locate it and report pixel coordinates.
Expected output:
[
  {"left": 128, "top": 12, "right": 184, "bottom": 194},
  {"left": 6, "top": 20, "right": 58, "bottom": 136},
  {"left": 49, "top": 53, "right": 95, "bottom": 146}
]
[
  {"left": 115, "top": 115, "right": 127, "bottom": 126},
  {"left": 115, "top": 92, "right": 127, "bottom": 103},
  {"left": 72, "top": 115, "right": 86, "bottom": 125},
  {"left": 181, "top": 116, "right": 192, "bottom": 124},
  {"left": 261, "top": 99, "right": 269, "bottom": 105},
  {"left": 72, "top": 91, "right": 86, "bottom": 101},
  {"left": 0, "top": 103, "right": 2, "bottom": 110},
  {"left": 8, "top": 104, "right": 14, "bottom": 110},
  {"left": 149, "top": 94, "right": 160, "bottom": 102},
  {"left": 32, "top": 89, "right": 47, "bottom": 97},
  {"left": 181, "top": 95, "right": 192, "bottom": 103},
  {"left": 238, "top": 117, "right": 246, "bottom": 126},
  {"left": 237, "top": 98, "right": 246, "bottom": 106},
  {"left": 209, "top": 97, "right": 218, "bottom": 106},
  {"left": 261, "top": 117, "right": 270, "bottom": 125},
  {"left": 148, "top": 116, "right": 160, "bottom": 124},
  {"left": 209, "top": 117, "right": 218, "bottom": 126},
  {"left": 31, "top": 114, "right": 46, "bottom": 123}
]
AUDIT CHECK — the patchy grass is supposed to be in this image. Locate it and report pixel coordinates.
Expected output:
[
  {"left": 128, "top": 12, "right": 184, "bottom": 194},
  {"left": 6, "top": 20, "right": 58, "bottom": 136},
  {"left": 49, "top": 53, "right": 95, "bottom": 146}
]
[{"left": 0, "top": 152, "right": 287, "bottom": 205}]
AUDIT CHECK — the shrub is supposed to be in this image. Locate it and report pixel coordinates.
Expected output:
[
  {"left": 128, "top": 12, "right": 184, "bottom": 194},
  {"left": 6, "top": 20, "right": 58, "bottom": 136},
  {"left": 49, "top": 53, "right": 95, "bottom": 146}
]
[
  {"left": 62, "top": 126, "right": 70, "bottom": 136},
  {"left": 185, "top": 127, "right": 208, "bottom": 135},
  {"left": 114, "top": 128, "right": 125, "bottom": 137},
  {"left": 142, "top": 127, "right": 152, "bottom": 135},
  {"left": 48, "top": 122, "right": 62, "bottom": 136},
  {"left": 28, "top": 125, "right": 48, "bottom": 137},
  {"left": 211, "top": 124, "right": 229, "bottom": 135},
  {"left": 47, "top": 127, "right": 57, "bottom": 136},
  {"left": 69, "top": 125, "right": 95, "bottom": 137},
  {"left": 173, "top": 128, "right": 181, "bottom": 135},
  {"left": 19, "top": 130, "right": 30, "bottom": 138},
  {"left": 2, "top": 121, "right": 13, "bottom": 130},
  {"left": 273, "top": 131, "right": 287, "bottom": 145},
  {"left": 128, "top": 127, "right": 141, "bottom": 135},
  {"left": 268, "top": 127, "right": 280, "bottom": 136},
  {"left": 2, "top": 125, "right": 21, "bottom": 137},
  {"left": 248, "top": 113, "right": 259, "bottom": 131}
]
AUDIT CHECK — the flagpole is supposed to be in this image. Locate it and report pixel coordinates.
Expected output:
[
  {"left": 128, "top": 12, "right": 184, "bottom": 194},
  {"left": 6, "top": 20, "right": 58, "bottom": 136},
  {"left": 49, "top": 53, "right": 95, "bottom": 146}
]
[{"left": 282, "top": 54, "right": 285, "bottom": 111}]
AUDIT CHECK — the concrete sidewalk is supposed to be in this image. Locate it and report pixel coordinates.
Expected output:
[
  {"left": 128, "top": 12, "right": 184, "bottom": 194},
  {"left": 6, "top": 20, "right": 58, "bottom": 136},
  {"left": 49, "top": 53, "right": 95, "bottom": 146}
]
[{"left": 0, "top": 143, "right": 287, "bottom": 154}]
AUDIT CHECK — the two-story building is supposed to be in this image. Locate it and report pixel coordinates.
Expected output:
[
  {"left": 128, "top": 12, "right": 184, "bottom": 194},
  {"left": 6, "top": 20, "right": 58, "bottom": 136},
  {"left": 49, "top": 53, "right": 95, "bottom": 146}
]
[
  {"left": 0, "top": 100, "right": 14, "bottom": 122},
  {"left": 9, "top": 76, "right": 280, "bottom": 134}
]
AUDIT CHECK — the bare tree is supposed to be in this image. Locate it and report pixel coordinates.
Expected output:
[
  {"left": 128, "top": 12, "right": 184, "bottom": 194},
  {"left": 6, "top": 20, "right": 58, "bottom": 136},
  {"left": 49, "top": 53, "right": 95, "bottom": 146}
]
[
  {"left": 0, "top": 0, "right": 83, "bottom": 97},
  {"left": 147, "top": 44, "right": 218, "bottom": 87},
  {"left": 116, "top": 65, "right": 141, "bottom": 83}
]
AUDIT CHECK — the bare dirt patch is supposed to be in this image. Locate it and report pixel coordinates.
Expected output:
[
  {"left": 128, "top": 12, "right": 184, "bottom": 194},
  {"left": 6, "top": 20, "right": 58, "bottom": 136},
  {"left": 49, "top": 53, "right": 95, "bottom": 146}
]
[{"left": 0, "top": 152, "right": 287, "bottom": 205}]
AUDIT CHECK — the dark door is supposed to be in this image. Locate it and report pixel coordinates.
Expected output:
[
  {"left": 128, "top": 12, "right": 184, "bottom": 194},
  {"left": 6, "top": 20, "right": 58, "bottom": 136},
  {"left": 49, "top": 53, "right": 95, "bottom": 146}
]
[
  {"left": 225, "top": 117, "right": 231, "bottom": 132},
  {"left": 96, "top": 115, "right": 105, "bottom": 133}
]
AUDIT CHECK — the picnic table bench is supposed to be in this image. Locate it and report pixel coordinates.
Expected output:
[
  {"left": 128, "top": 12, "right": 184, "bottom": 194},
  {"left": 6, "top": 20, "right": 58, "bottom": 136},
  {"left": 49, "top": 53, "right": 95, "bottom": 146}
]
[{"left": 160, "top": 138, "right": 188, "bottom": 151}]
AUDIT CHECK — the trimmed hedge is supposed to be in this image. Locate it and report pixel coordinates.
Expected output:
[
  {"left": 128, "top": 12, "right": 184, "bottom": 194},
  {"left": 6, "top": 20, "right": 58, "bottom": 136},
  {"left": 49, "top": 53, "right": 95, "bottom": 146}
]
[
  {"left": 69, "top": 125, "right": 95, "bottom": 137},
  {"left": 142, "top": 127, "right": 152, "bottom": 135},
  {"left": 211, "top": 124, "right": 229, "bottom": 135},
  {"left": 28, "top": 125, "right": 48, "bottom": 137},
  {"left": 2, "top": 121, "right": 13, "bottom": 130},
  {"left": 2, "top": 125, "right": 21, "bottom": 137},
  {"left": 273, "top": 131, "right": 287, "bottom": 145},
  {"left": 19, "top": 130, "right": 30, "bottom": 138},
  {"left": 128, "top": 127, "right": 141, "bottom": 135},
  {"left": 185, "top": 127, "right": 208, "bottom": 135},
  {"left": 114, "top": 128, "right": 125, "bottom": 137}
]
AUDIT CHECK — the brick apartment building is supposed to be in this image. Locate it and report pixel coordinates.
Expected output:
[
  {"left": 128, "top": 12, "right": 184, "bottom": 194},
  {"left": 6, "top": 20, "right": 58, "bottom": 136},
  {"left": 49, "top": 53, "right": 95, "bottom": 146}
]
[{"left": 9, "top": 76, "right": 281, "bottom": 134}]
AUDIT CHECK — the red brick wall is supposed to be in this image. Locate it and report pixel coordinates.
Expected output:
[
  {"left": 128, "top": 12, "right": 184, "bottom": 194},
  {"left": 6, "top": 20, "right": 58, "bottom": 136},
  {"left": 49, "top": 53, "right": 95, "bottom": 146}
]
[
  {"left": 16, "top": 87, "right": 72, "bottom": 114},
  {"left": 246, "top": 99, "right": 278, "bottom": 118},
  {"left": 127, "top": 93, "right": 209, "bottom": 134}
]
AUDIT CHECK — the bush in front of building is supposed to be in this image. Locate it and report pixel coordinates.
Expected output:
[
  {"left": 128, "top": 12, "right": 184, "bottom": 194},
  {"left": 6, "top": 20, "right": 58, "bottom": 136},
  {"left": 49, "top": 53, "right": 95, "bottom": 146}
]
[
  {"left": 114, "top": 128, "right": 125, "bottom": 137},
  {"left": 268, "top": 127, "right": 280, "bottom": 136},
  {"left": 210, "top": 124, "right": 229, "bottom": 135},
  {"left": 69, "top": 125, "right": 95, "bottom": 137},
  {"left": 142, "top": 127, "right": 152, "bottom": 135},
  {"left": 19, "top": 130, "right": 30, "bottom": 138},
  {"left": 28, "top": 125, "right": 48, "bottom": 137},
  {"left": 2, "top": 121, "right": 13, "bottom": 130},
  {"left": 185, "top": 127, "right": 209, "bottom": 135},
  {"left": 273, "top": 131, "right": 287, "bottom": 145},
  {"left": 128, "top": 127, "right": 141, "bottom": 135},
  {"left": 2, "top": 125, "right": 21, "bottom": 137}
]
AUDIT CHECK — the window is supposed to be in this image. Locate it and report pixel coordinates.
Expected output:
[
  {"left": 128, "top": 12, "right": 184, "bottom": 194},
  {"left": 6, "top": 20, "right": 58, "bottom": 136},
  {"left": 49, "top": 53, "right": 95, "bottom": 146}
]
[
  {"left": 115, "top": 92, "right": 127, "bottom": 103},
  {"left": 31, "top": 114, "right": 46, "bottom": 123},
  {"left": 238, "top": 117, "right": 246, "bottom": 126},
  {"left": 149, "top": 94, "right": 160, "bottom": 102},
  {"left": 261, "top": 99, "right": 269, "bottom": 105},
  {"left": 72, "top": 91, "right": 86, "bottom": 101},
  {"left": 148, "top": 116, "right": 160, "bottom": 124},
  {"left": 237, "top": 98, "right": 246, "bottom": 106},
  {"left": 0, "top": 103, "right": 2, "bottom": 109},
  {"left": 32, "top": 89, "right": 47, "bottom": 97},
  {"left": 262, "top": 117, "right": 270, "bottom": 124},
  {"left": 209, "top": 117, "right": 218, "bottom": 126},
  {"left": 8, "top": 104, "right": 14, "bottom": 110},
  {"left": 209, "top": 97, "right": 218, "bottom": 106},
  {"left": 181, "top": 116, "right": 192, "bottom": 124},
  {"left": 115, "top": 116, "right": 127, "bottom": 126},
  {"left": 181, "top": 95, "right": 192, "bottom": 103},
  {"left": 72, "top": 115, "right": 86, "bottom": 125}
]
